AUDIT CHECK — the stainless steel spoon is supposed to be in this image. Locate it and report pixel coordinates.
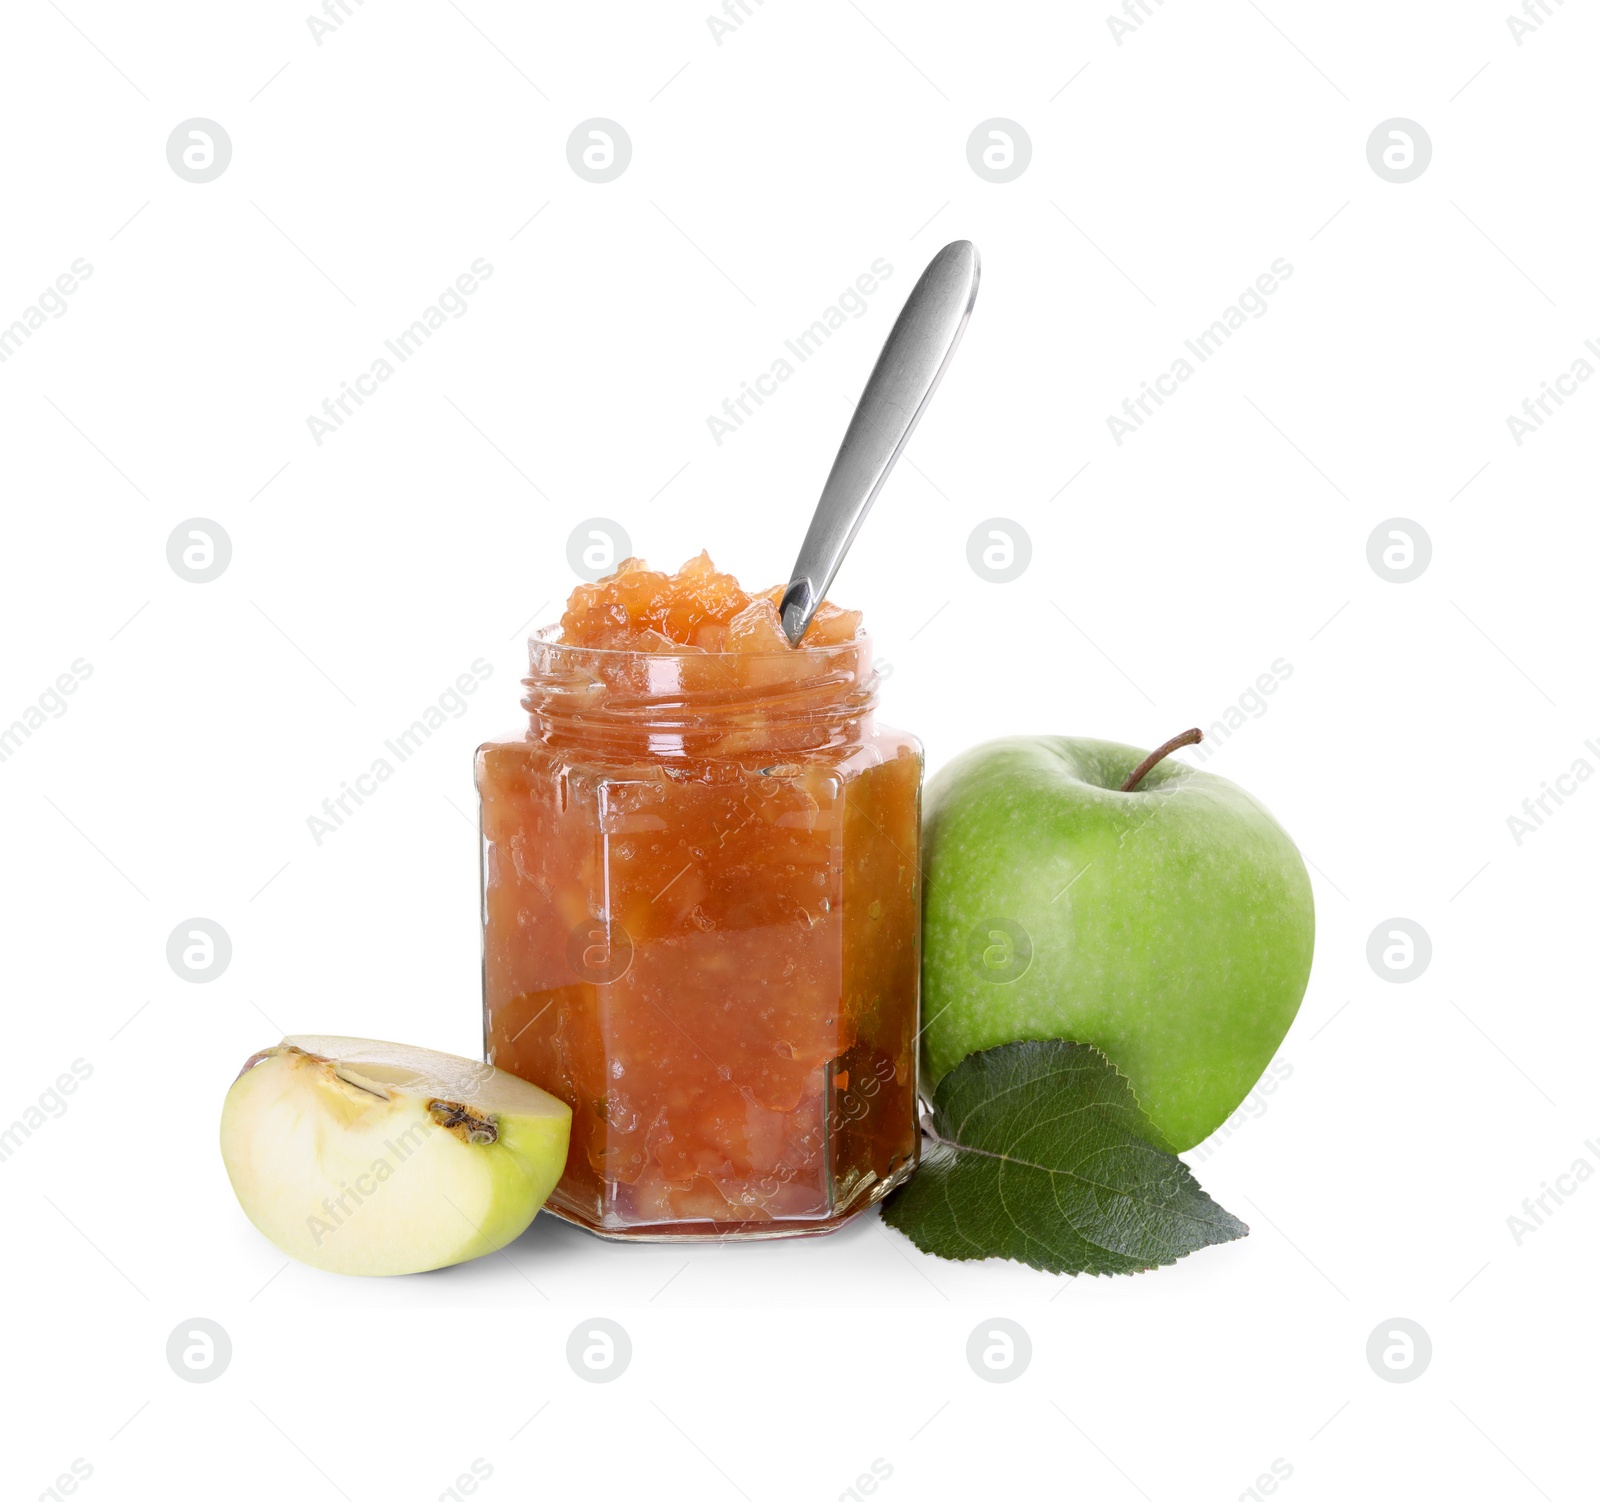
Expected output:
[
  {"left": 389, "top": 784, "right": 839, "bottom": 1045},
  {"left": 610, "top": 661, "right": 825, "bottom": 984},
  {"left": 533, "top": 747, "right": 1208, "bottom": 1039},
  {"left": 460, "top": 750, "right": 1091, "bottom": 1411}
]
[{"left": 778, "top": 240, "right": 981, "bottom": 646}]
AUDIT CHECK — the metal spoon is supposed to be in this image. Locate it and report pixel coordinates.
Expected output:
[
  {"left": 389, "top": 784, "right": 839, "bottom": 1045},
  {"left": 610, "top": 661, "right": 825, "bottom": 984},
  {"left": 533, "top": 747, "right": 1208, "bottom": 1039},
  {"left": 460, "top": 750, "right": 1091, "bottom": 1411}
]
[{"left": 778, "top": 240, "right": 981, "bottom": 646}]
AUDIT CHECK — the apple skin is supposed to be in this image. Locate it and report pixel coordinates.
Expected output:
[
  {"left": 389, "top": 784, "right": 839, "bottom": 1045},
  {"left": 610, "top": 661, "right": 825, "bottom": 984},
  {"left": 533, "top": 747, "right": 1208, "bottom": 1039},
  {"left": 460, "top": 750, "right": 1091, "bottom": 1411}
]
[{"left": 920, "top": 737, "right": 1313, "bottom": 1152}]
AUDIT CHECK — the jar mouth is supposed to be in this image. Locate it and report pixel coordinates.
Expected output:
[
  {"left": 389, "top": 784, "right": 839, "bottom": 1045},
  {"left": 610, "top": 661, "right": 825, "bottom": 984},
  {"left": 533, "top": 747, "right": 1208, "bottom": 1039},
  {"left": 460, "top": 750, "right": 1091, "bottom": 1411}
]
[{"left": 525, "top": 624, "right": 867, "bottom": 663}]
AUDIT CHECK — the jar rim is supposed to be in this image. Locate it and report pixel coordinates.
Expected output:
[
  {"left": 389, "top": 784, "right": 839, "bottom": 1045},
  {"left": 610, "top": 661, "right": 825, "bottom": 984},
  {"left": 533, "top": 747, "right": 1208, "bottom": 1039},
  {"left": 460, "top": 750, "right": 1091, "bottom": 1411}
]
[{"left": 527, "top": 623, "right": 869, "bottom": 663}]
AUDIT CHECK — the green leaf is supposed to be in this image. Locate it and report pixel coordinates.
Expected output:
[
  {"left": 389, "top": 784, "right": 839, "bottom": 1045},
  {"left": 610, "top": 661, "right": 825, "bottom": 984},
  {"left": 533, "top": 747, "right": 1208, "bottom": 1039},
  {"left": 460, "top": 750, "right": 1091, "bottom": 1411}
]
[{"left": 883, "top": 1040, "right": 1248, "bottom": 1275}]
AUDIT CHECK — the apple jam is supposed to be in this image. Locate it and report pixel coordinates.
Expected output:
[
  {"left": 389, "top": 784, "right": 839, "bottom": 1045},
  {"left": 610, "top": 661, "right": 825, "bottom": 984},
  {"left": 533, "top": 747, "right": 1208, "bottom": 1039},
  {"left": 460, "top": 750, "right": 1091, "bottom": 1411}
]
[{"left": 477, "top": 556, "right": 921, "bottom": 1238}]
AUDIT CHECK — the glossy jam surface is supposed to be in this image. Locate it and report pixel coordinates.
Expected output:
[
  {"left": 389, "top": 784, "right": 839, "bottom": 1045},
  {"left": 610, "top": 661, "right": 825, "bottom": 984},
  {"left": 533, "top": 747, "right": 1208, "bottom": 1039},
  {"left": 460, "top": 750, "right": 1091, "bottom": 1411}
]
[{"left": 478, "top": 558, "right": 920, "bottom": 1237}]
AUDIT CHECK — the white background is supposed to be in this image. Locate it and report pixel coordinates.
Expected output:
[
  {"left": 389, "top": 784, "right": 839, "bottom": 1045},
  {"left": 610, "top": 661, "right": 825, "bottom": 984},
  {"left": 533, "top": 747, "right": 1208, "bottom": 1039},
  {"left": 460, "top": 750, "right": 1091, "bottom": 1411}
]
[{"left": 3, "top": 1, "right": 1596, "bottom": 1498}]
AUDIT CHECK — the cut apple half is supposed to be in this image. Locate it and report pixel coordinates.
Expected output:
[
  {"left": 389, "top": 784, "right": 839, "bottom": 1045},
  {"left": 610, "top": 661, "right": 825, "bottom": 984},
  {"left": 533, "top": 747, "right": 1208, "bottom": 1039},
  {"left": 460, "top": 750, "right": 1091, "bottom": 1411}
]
[{"left": 220, "top": 1036, "right": 571, "bottom": 1277}]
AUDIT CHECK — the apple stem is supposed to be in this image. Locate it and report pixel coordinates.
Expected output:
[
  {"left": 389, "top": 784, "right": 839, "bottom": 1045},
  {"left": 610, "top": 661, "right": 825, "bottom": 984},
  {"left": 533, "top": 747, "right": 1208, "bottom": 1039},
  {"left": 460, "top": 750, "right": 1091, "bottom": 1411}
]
[{"left": 1121, "top": 728, "right": 1203, "bottom": 792}]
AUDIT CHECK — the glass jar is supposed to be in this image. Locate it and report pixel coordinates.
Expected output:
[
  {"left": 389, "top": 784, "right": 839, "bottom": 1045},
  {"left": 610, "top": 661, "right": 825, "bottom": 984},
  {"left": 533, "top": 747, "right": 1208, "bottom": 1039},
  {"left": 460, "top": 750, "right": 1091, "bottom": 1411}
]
[{"left": 476, "top": 628, "right": 921, "bottom": 1239}]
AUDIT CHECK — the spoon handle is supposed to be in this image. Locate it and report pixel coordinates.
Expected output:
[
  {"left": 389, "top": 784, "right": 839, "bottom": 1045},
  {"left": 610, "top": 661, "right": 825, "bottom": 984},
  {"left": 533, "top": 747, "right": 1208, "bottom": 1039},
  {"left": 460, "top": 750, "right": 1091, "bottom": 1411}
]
[{"left": 779, "top": 240, "right": 981, "bottom": 645}]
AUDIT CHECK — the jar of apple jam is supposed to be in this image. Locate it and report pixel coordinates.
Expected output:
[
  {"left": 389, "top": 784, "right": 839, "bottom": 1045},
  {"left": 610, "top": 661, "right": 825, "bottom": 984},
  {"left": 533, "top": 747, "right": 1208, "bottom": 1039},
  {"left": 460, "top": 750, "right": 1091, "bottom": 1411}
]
[{"left": 476, "top": 554, "right": 921, "bottom": 1238}]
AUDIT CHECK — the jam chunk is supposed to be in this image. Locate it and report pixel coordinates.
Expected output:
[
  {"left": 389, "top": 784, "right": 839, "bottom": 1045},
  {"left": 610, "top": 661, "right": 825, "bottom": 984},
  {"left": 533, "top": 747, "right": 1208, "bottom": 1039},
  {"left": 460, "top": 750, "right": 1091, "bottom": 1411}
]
[{"left": 560, "top": 553, "right": 862, "bottom": 653}]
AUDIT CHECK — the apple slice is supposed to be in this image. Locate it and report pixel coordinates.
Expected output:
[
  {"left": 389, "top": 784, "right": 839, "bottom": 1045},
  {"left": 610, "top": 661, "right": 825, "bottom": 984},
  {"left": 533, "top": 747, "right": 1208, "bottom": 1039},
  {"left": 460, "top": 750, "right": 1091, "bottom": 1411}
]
[{"left": 220, "top": 1036, "right": 571, "bottom": 1276}]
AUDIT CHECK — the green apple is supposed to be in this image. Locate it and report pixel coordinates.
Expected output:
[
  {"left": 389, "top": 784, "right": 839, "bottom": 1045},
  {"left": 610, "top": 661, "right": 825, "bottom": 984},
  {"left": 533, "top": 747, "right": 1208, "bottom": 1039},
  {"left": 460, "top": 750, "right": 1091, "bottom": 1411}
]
[
  {"left": 920, "top": 734, "right": 1313, "bottom": 1151},
  {"left": 221, "top": 1036, "right": 571, "bottom": 1276}
]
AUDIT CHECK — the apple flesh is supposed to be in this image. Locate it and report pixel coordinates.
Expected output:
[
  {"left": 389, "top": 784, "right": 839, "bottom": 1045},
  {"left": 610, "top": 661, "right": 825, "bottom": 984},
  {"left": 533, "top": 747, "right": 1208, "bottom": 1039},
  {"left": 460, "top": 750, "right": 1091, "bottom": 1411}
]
[
  {"left": 220, "top": 1036, "right": 571, "bottom": 1276},
  {"left": 920, "top": 737, "right": 1313, "bottom": 1151}
]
